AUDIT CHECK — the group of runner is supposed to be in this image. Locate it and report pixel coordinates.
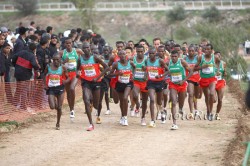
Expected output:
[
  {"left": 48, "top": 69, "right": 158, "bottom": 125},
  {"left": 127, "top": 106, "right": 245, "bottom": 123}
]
[{"left": 45, "top": 37, "right": 227, "bottom": 131}]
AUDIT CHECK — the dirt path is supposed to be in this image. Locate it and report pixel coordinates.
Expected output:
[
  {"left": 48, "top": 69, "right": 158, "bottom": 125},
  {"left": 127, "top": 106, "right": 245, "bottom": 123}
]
[{"left": 0, "top": 88, "right": 240, "bottom": 166}]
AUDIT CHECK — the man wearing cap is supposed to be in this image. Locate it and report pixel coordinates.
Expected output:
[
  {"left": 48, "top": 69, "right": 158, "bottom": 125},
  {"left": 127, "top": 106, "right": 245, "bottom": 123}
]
[
  {"left": 13, "top": 26, "right": 28, "bottom": 54},
  {"left": 0, "top": 27, "right": 8, "bottom": 40},
  {"left": 48, "top": 34, "right": 58, "bottom": 59}
]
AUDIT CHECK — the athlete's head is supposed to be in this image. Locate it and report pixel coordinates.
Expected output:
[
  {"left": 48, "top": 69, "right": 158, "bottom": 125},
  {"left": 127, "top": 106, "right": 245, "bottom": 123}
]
[
  {"left": 64, "top": 37, "right": 72, "bottom": 50},
  {"left": 214, "top": 51, "right": 221, "bottom": 60},
  {"left": 136, "top": 45, "right": 145, "bottom": 59},
  {"left": 157, "top": 45, "right": 165, "bottom": 59},
  {"left": 148, "top": 47, "right": 156, "bottom": 60},
  {"left": 153, "top": 37, "right": 161, "bottom": 50},
  {"left": 118, "top": 50, "right": 126, "bottom": 61},
  {"left": 82, "top": 41, "right": 91, "bottom": 55},
  {"left": 171, "top": 50, "right": 178, "bottom": 63},
  {"left": 103, "top": 46, "right": 110, "bottom": 57},
  {"left": 205, "top": 44, "right": 213, "bottom": 56},
  {"left": 188, "top": 46, "right": 195, "bottom": 57},
  {"left": 52, "top": 53, "right": 61, "bottom": 68},
  {"left": 116, "top": 41, "right": 125, "bottom": 52},
  {"left": 125, "top": 46, "right": 133, "bottom": 59}
]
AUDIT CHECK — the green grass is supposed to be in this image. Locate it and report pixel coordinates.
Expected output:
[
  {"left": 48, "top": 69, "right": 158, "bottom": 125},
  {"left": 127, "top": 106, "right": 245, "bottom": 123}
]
[
  {"left": 0, "top": 121, "right": 18, "bottom": 128},
  {"left": 240, "top": 81, "right": 249, "bottom": 91}
]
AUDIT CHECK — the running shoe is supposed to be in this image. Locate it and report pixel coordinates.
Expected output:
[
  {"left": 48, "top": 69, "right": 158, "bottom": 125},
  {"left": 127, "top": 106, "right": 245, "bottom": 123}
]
[
  {"left": 170, "top": 124, "right": 178, "bottom": 130},
  {"left": 141, "top": 118, "right": 146, "bottom": 126},
  {"left": 70, "top": 110, "right": 75, "bottom": 118},
  {"left": 119, "top": 117, "right": 124, "bottom": 125},
  {"left": 215, "top": 113, "right": 221, "bottom": 120},
  {"left": 122, "top": 117, "right": 128, "bottom": 126},
  {"left": 161, "top": 112, "right": 166, "bottom": 124},
  {"left": 56, "top": 124, "right": 60, "bottom": 130},
  {"left": 208, "top": 113, "right": 213, "bottom": 121},
  {"left": 156, "top": 112, "right": 162, "bottom": 120},
  {"left": 148, "top": 121, "right": 156, "bottom": 128},
  {"left": 187, "top": 113, "right": 194, "bottom": 120},
  {"left": 105, "top": 110, "right": 111, "bottom": 115},
  {"left": 130, "top": 110, "right": 135, "bottom": 117},
  {"left": 96, "top": 117, "right": 101, "bottom": 124},
  {"left": 86, "top": 124, "right": 94, "bottom": 131}
]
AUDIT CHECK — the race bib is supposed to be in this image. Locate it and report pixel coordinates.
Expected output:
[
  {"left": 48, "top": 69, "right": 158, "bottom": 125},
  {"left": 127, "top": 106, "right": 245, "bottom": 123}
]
[
  {"left": 171, "top": 73, "right": 182, "bottom": 83},
  {"left": 67, "top": 59, "right": 77, "bottom": 70},
  {"left": 118, "top": 73, "right": 130, "bottom": 83},
  {"left": 48, "top": 75, "right": 60, "bottom": 87},
  {"left": 148, "top": 69, "right": 158, "bottom": 79},
  {"left": 84, "top": 66, "right": 96, "bottom": 77},
  {"left": 134, "top": 69, "right": 145, "bottom": 79},
  {"left": 202, "top": 66, "right": 213, "bottom": 74},
  {"left": 193, "top": 71, "right": 199, "bottom": 75}
]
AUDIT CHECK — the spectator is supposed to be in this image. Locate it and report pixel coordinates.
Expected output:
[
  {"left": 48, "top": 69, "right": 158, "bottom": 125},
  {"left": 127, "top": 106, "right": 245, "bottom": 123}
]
[
  {"left": 0, "top": 43, "right": 13, "bottom": 103},
  {"left": 28, "top": 21, "right": 36, "bottom": 31},
  {"left": 12, "top": 43, "right": 40, "bottom": 111},
  {"left": 0, "top": 27, "right": 8, "bottom": 39},
  {"left": 46, "top": 26, "right": 53, "bottom": 35},
  {"left": 13, "top": 27, "right": 28, "bottom": 54},
  {"left": 48, "top": 34, "right": 58, "bottom": 59}
]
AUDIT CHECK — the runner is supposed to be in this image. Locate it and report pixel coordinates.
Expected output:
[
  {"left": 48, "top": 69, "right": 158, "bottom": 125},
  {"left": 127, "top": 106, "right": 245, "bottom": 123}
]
[
  {"left": 168, "top": 50, "right": 193, "bottom": 129},
  {"left": 184, "top": 45, "right": 202, "bottom": 119},
  {"left": 194, "top": 44, "right": 220, "bottom": 121},
  {"left": 109, "top": 50, "right": 133, "bottom": 126},
  {"left": 108, "top": 41, "right": 125, "bottom": 104},
  {"left": 77, "top": 42, "right": 108, "bottom": 131},
  {"left": 59, "top": 37, "right": 83, "bottom": 120},
  {"left": 44, "top": 53, "right": 70, "bottom": 130},
  {"left": 157, "top": 45, "right": 170, "bottom": 122},
  {"left": 131, "top": 45, "right": 148, "bottom": 125},
  {"left": 146, "top": 47, "right": 169, "bottom": 127},
  {"left": 214, "top": 51, "right": 227, "bottom": 120},
  {"left": 98, "top": 46, "right": 111, "bottom": 116}
]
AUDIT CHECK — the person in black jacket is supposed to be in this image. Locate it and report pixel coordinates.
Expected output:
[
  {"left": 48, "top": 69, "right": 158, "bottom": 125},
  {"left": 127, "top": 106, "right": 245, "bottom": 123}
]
[
  {"left": 0, "top": 42, "right": 13, "bottom": 103},
  {"left": 12, "top": 43, "right": 40, "bottom": 111},
  {"left": 13, "top": 26, "right": 28, "bottom": 54},
  {"left": 48, "top": 34, "right": 58, "bottom": 59}
]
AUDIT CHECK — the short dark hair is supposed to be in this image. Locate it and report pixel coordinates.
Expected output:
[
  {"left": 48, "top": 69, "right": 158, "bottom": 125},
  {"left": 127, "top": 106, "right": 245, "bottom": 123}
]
[
  {"left": 40, "top": 37, "right": 49, "bottom": 45},
  {"left": 125, "top": 46, "right": 133, "bottom": 52},
  {"left": 171, "top": 50, "right": 178, "bottom": 55},
  {"left": 29, "top": 42, "right": 37, "bottom": 51},
  {"left": 206, "top": 43, "right": 213, "bottom": 50},
  {"left": 116, "top": 41, "right": 124, "bottom": 46},
  {"left": 46, "top": 26, "right": 53, "bottom": 33}
]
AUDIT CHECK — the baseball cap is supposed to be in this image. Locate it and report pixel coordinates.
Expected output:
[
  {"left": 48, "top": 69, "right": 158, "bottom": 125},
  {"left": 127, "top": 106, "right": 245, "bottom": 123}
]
[
  {"left": 51, "top": 34, "right": 57, "bottom": 39},
  {"left": 0, "top": 27, "right": 8, "bottom": 33}
]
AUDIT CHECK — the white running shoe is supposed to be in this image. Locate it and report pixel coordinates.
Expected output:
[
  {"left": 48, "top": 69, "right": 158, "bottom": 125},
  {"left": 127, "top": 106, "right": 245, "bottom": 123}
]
[
  {"left": 161, "top": 113, "right": 166, "bottom": 124},
  {"left": 171, "top": 124, "right": 179, "bottom": 130},
  {"left": 105, "top": 110, "right": 111, "bottom": 115},
  {"left": 157, "top": 112, "right": 162, "bottom": 120},
  {"left": 148, "top": 121, "right": 156, "bottom": 128},
  {"left": 119, "top": 117, "right": 123, "bottom": 125},
  {"left": 130, "top": 110, "right": 135, "bottom": 117},
  {"left": 122, "top": 117, "right": 128, "bottom": 126},
  {"left": 141, "top": 118, "right": 146, "bottom": 126},
  {"left": 70, "top": 110, "right": 75, "bottom": 118}
]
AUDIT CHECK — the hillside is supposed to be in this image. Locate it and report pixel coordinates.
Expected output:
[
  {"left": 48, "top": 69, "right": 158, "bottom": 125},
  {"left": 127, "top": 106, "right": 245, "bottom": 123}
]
[{"left": 1, "top": 9, "right": 249, "bottom": 45}]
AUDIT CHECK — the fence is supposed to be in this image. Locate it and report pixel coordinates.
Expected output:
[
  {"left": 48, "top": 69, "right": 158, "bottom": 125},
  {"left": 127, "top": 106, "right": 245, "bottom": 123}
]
[
  {"left": 0, "top": 1, "right": 250, "bottom": 12},
  {"left": 0, "top": 79, "right": 83, "bottom": 123}
]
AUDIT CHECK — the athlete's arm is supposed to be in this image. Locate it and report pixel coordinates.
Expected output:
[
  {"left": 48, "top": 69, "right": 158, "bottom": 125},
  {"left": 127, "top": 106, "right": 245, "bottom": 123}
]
[
  {"left": 181, "top": 59, "right": 193, "bottom": 82},
  {"left": 43, "top": 65, "right": 49, "bottom": 90},
  {"left": 92, "top": 55, "right": 109, "bottom": 82},
  {"left": 108, "top": 62, "right": 121, "bottom": 77},
  {"left": 194, "top": 55, "right": 207, "bottom": 71},
  {"left": 62, "top": 65, "right": 70, "bottom": 84},
  {"left": 76, "top": 48, "right": 84, "bottom": 56},
  {"left": 76, "top": 57, "right": 81, "bottom": 78},
  {"left": 156, "top": 59, "right": 170, "bottom": 79},
  {"left": 108, "top": 55, "right": 115, "bottom": 67},
  {"left": 215, "top": 55, "right": 221, "bottom": 76}
]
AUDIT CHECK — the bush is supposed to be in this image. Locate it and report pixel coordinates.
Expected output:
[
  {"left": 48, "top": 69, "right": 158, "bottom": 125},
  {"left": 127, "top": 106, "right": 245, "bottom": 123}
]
[
  {"left": 13, "top": 0, "right": 38, "bottom": 15},
  {"left": 167, "top": 6, "right": 186, "bottom": 22},
  {"left": 202, "top": 6, "right": 221, "bottom": 22},
  {"left": 174, "top": 26, "right": 193, "bottom": 40}
]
